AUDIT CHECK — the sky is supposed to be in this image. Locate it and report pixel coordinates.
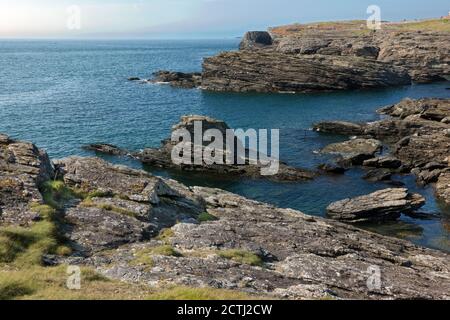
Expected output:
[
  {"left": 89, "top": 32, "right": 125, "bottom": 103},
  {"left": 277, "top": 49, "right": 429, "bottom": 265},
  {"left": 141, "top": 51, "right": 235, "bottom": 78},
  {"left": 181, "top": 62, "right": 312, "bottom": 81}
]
[{"left": 0, "top": 0, "right": 449, "bottom": 38}]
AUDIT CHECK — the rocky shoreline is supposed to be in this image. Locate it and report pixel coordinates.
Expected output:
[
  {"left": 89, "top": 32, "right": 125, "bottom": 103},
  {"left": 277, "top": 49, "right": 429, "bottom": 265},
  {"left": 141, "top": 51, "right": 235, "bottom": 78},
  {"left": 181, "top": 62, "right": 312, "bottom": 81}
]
[
  {"left": 314, "top": 98, "right": 450, "bottom": 206},
  {"left": 135, "top": 20, "right": 449, "bottom": 93},
  {"left": 1, "top": 124, "right": 450, "bottom": 299}
]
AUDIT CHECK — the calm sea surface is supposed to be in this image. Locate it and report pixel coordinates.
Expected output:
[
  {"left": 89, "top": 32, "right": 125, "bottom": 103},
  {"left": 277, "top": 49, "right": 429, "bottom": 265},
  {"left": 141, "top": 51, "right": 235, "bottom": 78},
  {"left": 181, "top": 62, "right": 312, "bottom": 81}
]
[{"left": 0, "top": 39, "right": 449, "bottom": 251}]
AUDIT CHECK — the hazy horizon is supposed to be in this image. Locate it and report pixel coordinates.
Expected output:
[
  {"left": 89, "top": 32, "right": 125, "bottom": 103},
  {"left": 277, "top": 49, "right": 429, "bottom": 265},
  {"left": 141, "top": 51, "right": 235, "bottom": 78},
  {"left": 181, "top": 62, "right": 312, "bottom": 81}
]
[{"left": 0, "top": 0, "right": 449, "bottom": 39}]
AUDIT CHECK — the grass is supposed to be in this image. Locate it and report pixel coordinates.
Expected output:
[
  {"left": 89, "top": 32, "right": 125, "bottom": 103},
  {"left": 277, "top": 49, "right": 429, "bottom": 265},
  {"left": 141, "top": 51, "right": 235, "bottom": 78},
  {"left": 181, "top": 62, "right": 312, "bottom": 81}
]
[
  {"left": 0, "top": 212, "right": 58, "bottom": 265},
  {"left": 390, "top": 18, "right": 450, "bottom": 32},
  {"left": 218, "top": 249, "right": 263, "bottom": 267},
  {"left": 270, "top": 18, "right": 450, "bottom": 36},
  {"left": 197, "top": 212, "right": 218, "bottom": 223},
  {"left": 80, "top": 198, "right": 137, "bottom": 218},
  {"left": 156, "top": 228, "right": 175, "bottom": 244},
  {"left": 130, "top": 245, "right": 182, "bottom": 269},
  {"left": 0, "top": 265, "right": 151, "bottom": 300},
  {"left": 147, "top": 286, "right": 258, "bottom": 300}
]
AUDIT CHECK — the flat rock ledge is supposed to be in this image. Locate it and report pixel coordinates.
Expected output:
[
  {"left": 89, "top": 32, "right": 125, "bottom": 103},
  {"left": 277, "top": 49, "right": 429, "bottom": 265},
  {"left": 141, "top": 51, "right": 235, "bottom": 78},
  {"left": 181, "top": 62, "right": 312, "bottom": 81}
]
[
  {"left": 1, "top": 135, "right": 450, "bottom": 299},
  {"left": 326, "top": 188, "right": 426, "bottom": 223},
  {"left": 85, "top": 115, "right": 315, "bottom": 182}
]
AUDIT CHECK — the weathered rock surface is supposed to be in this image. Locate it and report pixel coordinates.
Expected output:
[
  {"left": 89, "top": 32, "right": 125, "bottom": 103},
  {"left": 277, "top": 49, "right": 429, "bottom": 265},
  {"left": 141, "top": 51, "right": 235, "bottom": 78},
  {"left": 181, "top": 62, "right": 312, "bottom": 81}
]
[
  {"left": 0, "top": 134, "right": 54, "bottom": 226},
  {"left": 201, "top": 51, "right": 411, "bottom": 93},
  {"left": 150, "top": 71, "right": 202, "bottom": 89},
  {"left": 55, "top": 157, "right": 205, "bottom": 254},
  {"left": 313, "top": 121, "right": 366, "bottom": 136},
  {"left": 86, "top": 115, "right": 315, "bottom": 182},
  {"left": 436, "top": 172, "right": 450, "bottom": 205},
  {"left": 153, "top": 21, "right": 449, "bottom": 93},
  {"left": 89, "top": 186, "right": 450, "bottom": 299},
  {"left": 315, "top": 98, "right": 450, "bottom": 205},
  {"left": 363, "top": 156, "right": 402, "bottom": 169},
  {"left": 1, "top": 134, "right": 450, "bottom": 299},
  {"left": 239, "top": 31, "right": 273, "bottom": 50},
  {"left": 321, "top": 138, "right": 382, "bottom": 166},
  {"left": 327, "top": 188, "right": 426, "bottom": 223}
]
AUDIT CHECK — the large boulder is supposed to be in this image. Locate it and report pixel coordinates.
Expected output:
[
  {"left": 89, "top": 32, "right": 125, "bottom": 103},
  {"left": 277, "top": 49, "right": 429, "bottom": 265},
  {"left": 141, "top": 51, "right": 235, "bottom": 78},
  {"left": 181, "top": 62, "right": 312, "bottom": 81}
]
[
  {"left": 239, "top": 31, "right": 273, "bottom": 50},
  {"left": 321, "top": 138, "right": 382, "bottom": 166},
  {"left": 327, "top": 188, "right": 426, "bottom": 223}
]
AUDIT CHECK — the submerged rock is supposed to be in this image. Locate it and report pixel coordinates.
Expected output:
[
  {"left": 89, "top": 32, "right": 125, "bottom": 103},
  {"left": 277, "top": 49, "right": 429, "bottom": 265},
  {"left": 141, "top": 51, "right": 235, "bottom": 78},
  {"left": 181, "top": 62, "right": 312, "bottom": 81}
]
[{"left": 327, "top": 188, "right": 426, "bottom": 223}]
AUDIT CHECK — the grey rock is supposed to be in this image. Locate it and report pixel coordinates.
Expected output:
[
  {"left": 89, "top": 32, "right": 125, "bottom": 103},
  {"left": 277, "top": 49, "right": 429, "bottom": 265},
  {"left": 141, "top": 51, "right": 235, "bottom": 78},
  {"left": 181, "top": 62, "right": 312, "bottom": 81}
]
[
  {"left": 0, "top": 134, "right": 54, "bottom": 226},
  {"left": 363, "top": 169, "right": 393, "bottom": 182},
  {"left": 327, "top": 188, "right": 426, "bottom": 223},
  {"left": 150, "top": 71, "right": 202, "bottom": 89},
  {"left": 239, "top": 31, "right": 273, "bottom": 50},
  {"left": 313, "top": 121, "right": 366, "bottom": 136},
  {"left": 321, "top": 138, "right": 382, "bottom": 166},
  {"left": 363, "top": 156, "right": 402, "bottom": 169},
  {"left": 201, "top": 51, "right": 411, "bottom": 93},
  {"left": 91, "top": 115, "right": 316, "bottom": 182}
]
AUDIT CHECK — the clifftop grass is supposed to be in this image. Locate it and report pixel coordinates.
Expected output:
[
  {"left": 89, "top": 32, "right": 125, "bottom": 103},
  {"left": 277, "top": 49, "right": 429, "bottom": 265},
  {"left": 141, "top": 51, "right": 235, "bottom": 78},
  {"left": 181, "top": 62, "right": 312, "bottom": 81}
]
[{"left": 270, "top": 18, "right": 450, "bottom": 36}]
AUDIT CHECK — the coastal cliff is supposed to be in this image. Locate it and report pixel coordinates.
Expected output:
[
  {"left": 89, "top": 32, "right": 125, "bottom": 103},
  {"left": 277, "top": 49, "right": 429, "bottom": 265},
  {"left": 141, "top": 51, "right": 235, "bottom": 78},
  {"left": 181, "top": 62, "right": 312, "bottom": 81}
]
[{"left": 149, "top": 19, "right": 450, "bottom": 93}]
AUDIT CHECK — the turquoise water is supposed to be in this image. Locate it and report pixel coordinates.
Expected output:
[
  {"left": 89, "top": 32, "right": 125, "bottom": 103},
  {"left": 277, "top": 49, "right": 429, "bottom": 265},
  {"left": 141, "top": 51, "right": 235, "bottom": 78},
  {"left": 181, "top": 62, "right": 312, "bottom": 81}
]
[{"left": 0, "top": 40, "right": 449, "bottom": 251}]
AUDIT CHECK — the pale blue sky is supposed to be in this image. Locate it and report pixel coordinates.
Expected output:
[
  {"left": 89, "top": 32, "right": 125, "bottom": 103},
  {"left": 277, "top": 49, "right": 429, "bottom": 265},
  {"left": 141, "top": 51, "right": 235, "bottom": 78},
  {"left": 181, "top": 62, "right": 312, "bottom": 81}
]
[{"left": 0, "top": 0, "right": 449, "bottom": 38}]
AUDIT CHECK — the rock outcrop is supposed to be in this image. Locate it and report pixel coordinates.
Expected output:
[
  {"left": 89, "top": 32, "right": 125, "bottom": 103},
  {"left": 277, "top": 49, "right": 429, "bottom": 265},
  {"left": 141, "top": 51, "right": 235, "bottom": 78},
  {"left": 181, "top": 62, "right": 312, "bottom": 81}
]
[
  {"left": 326, "top": 188, "right": 426, "bottom": 222},
  {"left": 239, "top": 31, "right": 273, "bottom": 50},
  {"left": 314, "top": 98, "right": 450, "bottom": 205},
  {"left": 150, "top": 71, "right": 202, "bottom": 89},
  {"left": 1, "top": 134, "right": 450, "bottom": 299},
  {"left": 85, "top": 115, "right": 316, "bottom": 182},
  {"left": 320, "top": 138, "right": 382, "bottom": 166},
  {"left": 201, "top": 51, "right": 411, "bottom": 93},
  {"left": 0, "top": 134, "right": 54, "bottom": 226},
  {"left": 150, "top": 20, "right": 449, "bottom": 93},
  {"left": 54, "top": 157, "right": 205, "bottom": 255},
  {"left": 90, "top": 186, "right": 449, "bottom": 299}
]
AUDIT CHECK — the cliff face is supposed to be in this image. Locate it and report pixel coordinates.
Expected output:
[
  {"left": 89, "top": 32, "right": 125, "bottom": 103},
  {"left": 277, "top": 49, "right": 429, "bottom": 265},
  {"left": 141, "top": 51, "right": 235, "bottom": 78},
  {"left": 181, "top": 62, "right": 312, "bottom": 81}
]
[
  {"left": 202, "top": 50, "right": 411, "bottom": 93},
  {"left": 197, "top": 20, "right": 449, "bottom": 93}
]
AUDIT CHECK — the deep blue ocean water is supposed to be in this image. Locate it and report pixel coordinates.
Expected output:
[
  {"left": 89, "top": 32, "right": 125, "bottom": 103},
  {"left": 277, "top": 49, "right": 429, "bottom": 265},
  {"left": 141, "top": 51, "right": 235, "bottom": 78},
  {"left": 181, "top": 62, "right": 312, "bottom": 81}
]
[{"left": 0, "top": 39, "right": 449, "bottom": 251}]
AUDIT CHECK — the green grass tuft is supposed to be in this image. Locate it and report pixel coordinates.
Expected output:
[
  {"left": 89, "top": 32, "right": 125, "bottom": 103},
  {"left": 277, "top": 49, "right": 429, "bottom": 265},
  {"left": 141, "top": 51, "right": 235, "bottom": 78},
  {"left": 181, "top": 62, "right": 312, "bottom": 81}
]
[
  {"left": 130, "top": 245, "right": 182, "bottom": 269},
  {"left": 81, "top": 199, "right": 138, "bottom": 218},
  {"left": 218, "top": 249, "right": 263, "bottom": 267},
  {"left": 197, "top": 212, "right": 218, "bottom": 223},
  {"left": 156, "top": 228, "right": 175, "bottom": 244}
]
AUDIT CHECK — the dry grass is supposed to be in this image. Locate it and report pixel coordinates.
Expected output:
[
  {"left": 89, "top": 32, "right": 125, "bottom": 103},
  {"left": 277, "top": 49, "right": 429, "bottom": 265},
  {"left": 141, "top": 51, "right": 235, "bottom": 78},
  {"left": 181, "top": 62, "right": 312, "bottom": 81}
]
[
  {"left": 147, "top": 286, "right": 260, "bottom": 300},
  {"left": 0, "top": 265, "right": 150, "bottom": 300}
]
